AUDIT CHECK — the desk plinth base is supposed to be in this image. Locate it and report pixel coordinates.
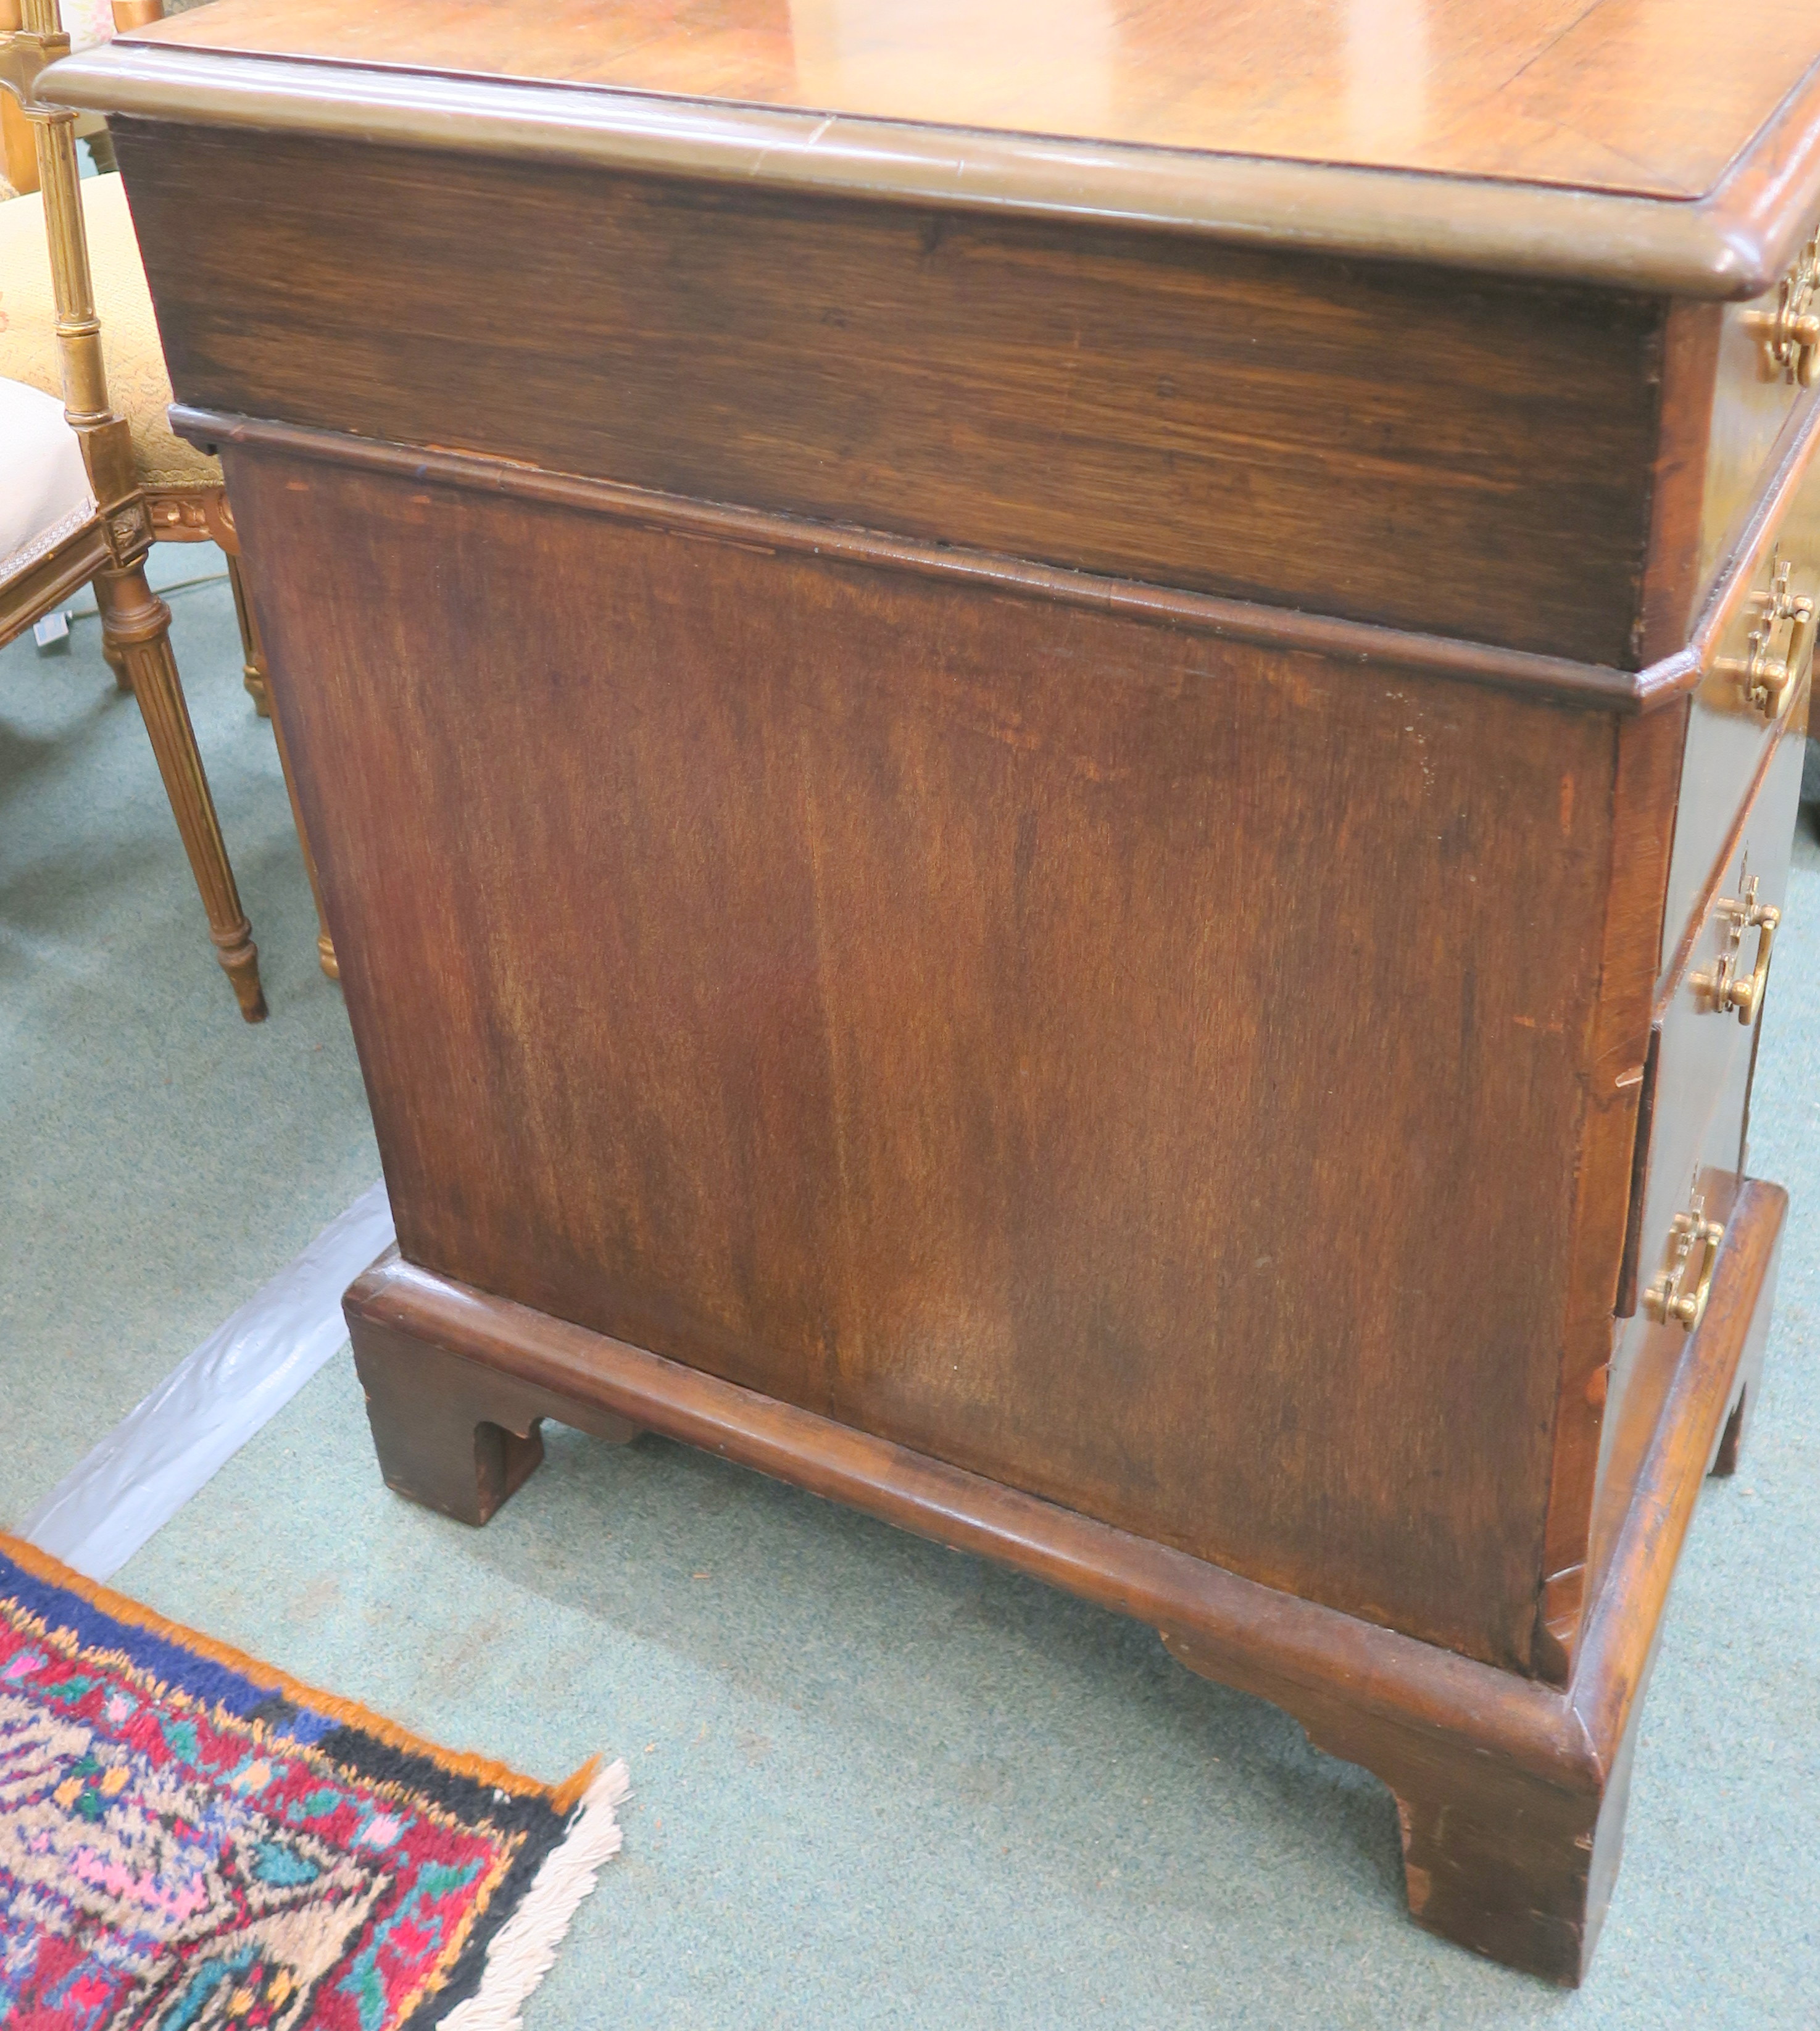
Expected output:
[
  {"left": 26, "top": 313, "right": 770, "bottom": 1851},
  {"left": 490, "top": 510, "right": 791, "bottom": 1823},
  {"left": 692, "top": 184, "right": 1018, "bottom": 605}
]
[{"left": 345, "top": 1181, "right": 1785, "bottom": 1986}]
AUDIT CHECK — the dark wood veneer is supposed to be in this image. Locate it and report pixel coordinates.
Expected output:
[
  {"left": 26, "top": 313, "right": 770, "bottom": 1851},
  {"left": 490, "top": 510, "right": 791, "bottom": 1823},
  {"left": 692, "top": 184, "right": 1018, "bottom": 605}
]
[
  {"left": 115, "top": 119, "right": 1666, "bottom": 666},
  {"left": 228, "top": 437, "right": 1669, "bottom": 1675},
  {"left": 172, "top": 406, "right": 1695, "bottom": 711}
]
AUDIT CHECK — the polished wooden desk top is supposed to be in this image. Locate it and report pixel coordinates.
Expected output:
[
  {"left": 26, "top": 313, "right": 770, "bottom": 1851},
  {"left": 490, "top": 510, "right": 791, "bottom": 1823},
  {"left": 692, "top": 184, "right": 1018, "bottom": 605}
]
[
  {"left": 45, "top": 0, "right": 1820, "bottom": 293},
  {"left": 126, "top": 0, "right": 1820, "bottom": 202}
]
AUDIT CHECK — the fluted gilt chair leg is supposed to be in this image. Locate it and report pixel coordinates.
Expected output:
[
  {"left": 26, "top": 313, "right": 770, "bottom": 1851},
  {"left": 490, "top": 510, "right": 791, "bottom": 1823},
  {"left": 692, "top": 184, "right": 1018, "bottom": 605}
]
[{"left": 98, "top": 561, "right": 267, "bottom": 1021}]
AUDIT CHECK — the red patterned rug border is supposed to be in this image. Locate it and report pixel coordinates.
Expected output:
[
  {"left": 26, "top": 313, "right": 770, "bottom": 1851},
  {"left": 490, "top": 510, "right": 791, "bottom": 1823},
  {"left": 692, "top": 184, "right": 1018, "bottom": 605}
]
[{"left": 0, "top": 1528, "right": 596, "bottom": 1810}]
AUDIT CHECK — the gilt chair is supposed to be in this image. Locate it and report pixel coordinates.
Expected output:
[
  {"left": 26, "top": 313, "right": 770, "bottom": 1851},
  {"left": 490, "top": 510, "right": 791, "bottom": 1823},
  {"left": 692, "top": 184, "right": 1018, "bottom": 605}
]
[
  {"left": 0, "top": 0, "right": 338, "bottom": 984},
  {"left": 0, "top": 0, "right": 132, "bottom": 199},
  {"left": 0, "top": 0, "right": 279, "bottom": 1017}
]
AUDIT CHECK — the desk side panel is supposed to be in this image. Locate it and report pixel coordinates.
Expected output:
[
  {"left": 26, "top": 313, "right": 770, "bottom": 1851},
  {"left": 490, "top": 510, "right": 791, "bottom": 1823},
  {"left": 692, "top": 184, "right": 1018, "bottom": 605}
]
[
  {"left": 113, "top": 119, "right": 1665, "bottom": 667},
  {"left": 228, "top": 444, "right": 1634, "bottom": 1673}
]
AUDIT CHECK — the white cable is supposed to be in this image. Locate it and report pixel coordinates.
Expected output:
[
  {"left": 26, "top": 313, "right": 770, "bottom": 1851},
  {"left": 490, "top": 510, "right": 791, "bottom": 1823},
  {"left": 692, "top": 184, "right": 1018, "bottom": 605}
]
[{"left": 59, "top": 568, "right": 230, "bottom": 622}]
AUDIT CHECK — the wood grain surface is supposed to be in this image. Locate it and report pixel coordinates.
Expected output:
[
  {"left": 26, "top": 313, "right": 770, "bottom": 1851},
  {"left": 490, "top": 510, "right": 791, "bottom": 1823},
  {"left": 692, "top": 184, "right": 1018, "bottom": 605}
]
[
  {"left": 115, "top": 120, "right": 1667, "bottom": 665},
  {"left": 344, "top": 1178, "right": 1788, "bottom": 1986},
  {"left": 125, "top": 0, "right": 1820, "bottom": 202},
  {"left": 173, "top": 404, "right": 1696, "bottom": 711},
  {"left": 228, "top": 439, "right": 1664, "bottom": 1673},
  {"left": 1531, "top": 700, "right": 1682, "bottom": 1679}
]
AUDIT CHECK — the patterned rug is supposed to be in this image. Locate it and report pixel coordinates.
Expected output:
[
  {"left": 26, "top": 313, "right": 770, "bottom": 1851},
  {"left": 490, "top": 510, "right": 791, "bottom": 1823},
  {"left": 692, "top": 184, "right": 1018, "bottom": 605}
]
[{"left": 0, "top": 1532, "right": 626, "bottom": 2029}]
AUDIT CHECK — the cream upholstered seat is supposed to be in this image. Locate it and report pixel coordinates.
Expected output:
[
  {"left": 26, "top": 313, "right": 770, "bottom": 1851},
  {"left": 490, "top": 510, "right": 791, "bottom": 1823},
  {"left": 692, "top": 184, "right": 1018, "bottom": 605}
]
[
  {"left": 0, "top": 170, "right": 218, "bottom": 492},
  {"left": 0, "top": 377, "right": 94, "bottom": 582}
]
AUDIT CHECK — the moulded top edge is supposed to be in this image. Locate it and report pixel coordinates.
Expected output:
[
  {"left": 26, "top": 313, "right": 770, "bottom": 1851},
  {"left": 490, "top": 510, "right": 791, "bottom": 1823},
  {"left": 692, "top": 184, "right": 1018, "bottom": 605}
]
[
  {"left": 34, "top": 38, "right": 1820, "bottom": 301},
  {"left": 79, "top": 0, "right": 1820, "bottom": 213},
  {"left": 165, "top": 401, "right": 1709, "bottom": 714}
]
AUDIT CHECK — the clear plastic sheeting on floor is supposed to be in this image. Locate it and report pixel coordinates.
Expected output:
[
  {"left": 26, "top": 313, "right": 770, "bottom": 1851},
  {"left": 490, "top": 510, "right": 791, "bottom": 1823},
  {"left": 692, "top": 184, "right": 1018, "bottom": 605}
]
[{"left": 20, "top": 1180, "right": 394, "bottom": 1580}]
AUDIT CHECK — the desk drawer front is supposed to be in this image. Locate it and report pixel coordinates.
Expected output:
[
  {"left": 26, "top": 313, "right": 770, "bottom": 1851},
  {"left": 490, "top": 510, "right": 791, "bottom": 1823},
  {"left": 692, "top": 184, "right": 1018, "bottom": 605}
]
[
  {"left": 1594, "top": 724, "right": 1802, "bottom": 1593},
  {"left": 1694, "top": 230, "right": 1820, "bottom": 615},
  {"left": 1663, "top": 467, "right": 1820, "bottom": 969}
]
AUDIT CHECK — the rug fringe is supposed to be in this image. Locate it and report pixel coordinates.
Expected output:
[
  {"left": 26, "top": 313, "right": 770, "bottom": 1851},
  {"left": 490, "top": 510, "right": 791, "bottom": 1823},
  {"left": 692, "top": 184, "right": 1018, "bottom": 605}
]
[{"left": 439, "top": 1759, "right": 630, "bottom": 2031}]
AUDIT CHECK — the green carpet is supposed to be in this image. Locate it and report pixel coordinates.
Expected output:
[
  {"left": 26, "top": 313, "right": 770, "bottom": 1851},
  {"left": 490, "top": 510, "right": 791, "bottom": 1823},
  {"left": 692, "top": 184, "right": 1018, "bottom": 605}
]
[
  {"left": 3, "top": 569, "right": 1816, "bottom": 2024},
  {"left": 0, "top": 546, "right": 379, "bottom": 1527}
]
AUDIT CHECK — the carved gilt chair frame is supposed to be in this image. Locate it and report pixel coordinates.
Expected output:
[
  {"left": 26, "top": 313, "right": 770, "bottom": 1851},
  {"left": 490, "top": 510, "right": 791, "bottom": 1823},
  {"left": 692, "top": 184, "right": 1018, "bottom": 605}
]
[{"left": 1, "top": 0, "right": 336, "bottom": 991}]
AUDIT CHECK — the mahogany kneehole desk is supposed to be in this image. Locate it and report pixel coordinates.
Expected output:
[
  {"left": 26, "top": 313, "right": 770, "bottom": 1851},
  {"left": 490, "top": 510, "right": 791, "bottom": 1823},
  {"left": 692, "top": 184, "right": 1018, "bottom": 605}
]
[{"left": 46, "top": 0, "right": 1820, "bottom": 1983}]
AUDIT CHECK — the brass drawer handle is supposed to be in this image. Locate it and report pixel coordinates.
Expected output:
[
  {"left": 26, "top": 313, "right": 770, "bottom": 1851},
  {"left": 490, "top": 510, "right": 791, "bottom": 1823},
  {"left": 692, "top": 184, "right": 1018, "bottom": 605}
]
[
  {"left": 1644, "top": 1197, "right": 1724, "bottom": 1334},
  {"left": 1725, "top": 905, "right": 1778, "bottom": 1024},
  {"left": 1748, "top": 230, "right": 1820, "bottom": 386},
  {"left": 1716, "top": 555, "right": 1815, "bottom": 721},
  {"left": 1697, "top": 869, "right": 1781, "bottom": 1026}
]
